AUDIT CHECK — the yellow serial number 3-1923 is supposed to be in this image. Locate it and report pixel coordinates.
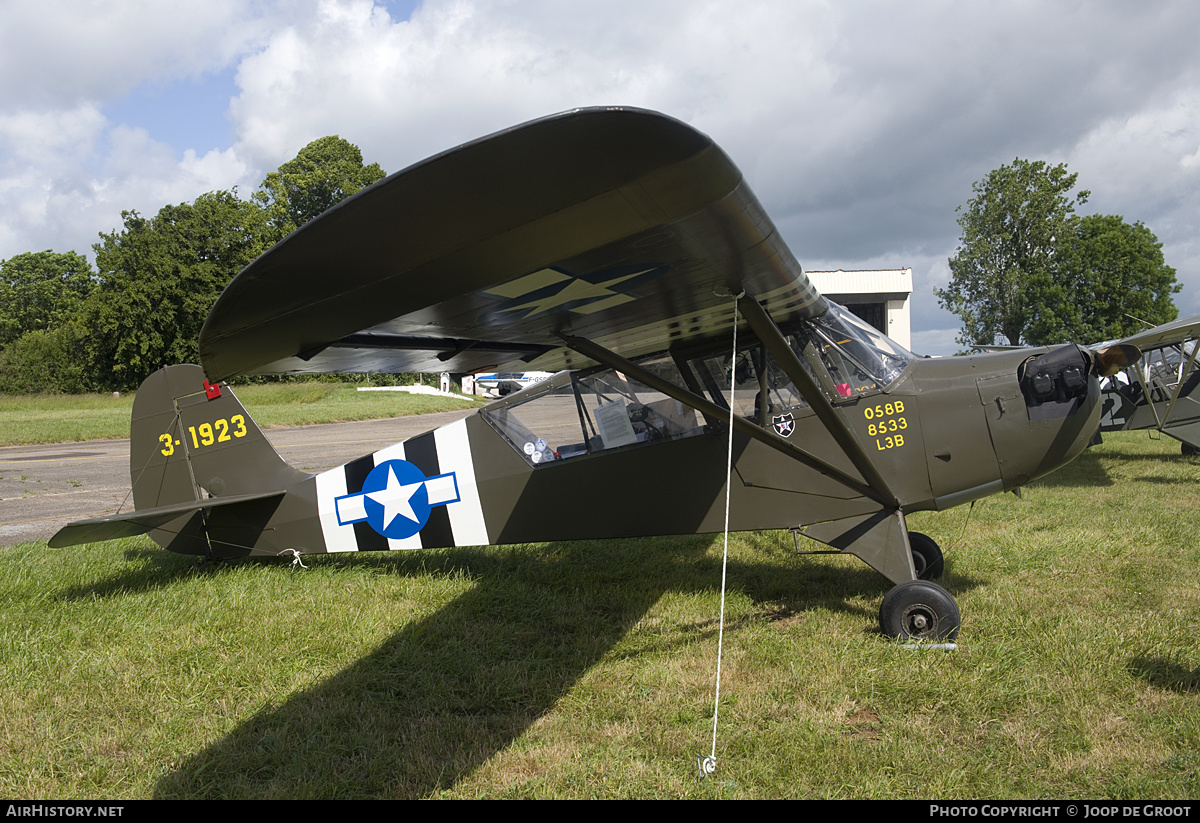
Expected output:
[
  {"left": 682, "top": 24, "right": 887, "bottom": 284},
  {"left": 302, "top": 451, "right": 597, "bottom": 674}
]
[{"left": 158, "top": 415, "right": 248, "bottom": 456}]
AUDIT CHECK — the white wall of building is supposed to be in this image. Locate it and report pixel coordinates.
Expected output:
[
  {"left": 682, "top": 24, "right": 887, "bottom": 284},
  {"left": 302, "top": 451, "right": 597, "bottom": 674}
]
[{"left": 808, "top": 268, "right": 913, "bottom": 349}]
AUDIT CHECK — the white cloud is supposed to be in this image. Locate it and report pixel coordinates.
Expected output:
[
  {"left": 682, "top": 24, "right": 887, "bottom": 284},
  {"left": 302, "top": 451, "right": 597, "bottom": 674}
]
[
  {"left": 0, "top": 105, "right": 106, "bottom": 167},
  {"left": 0, "top": 1, "right": 279, "bottom": 258},
  {"left": 0, "top": 0, "right": 270, "bottom": 108},
  {"left": 225, "top": 1, "right": 849, "bottom": 172},
  {"left": 179, "top": 147, "right": 252, "bottom": 195}
]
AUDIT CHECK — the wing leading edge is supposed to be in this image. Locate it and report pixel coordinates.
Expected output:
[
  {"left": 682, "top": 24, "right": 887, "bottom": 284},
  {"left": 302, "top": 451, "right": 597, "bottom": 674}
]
[
  {"left": 1095, "top": 314, "right": 1200, "bottom": 353},
  {"left": 199, "top": 107, "right": 826, "bottom": 381}
]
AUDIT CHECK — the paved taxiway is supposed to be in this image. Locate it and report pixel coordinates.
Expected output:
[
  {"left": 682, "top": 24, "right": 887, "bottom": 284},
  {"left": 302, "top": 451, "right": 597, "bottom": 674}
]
[{"left": 0, "top": 409, "right": 476, "bottom": 547}]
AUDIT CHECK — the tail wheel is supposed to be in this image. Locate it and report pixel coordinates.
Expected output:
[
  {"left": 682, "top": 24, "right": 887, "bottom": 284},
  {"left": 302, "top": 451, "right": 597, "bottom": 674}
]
[
  {"left": 879, "top": 580, "right": 961, "bottom": 641},
  {"left": 908, "top": 531, "right": 945, "bottom": 580}
]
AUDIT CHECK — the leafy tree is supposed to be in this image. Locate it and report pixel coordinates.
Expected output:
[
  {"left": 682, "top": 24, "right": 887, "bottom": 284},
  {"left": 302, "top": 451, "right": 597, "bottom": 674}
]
[
  {"left": 256, "top": 135, "right": 385, "bottom": 240},
  {"left": 938, "top": 158, "right": 1181, "bottom": 348},
  {"left": 0, "top": 139, "right": 385, "bottom": 393},
  {"left": 1026, "top": 214, "right": 1179, "bottom": 344},
  {"left": 937, "top": 159, "right": 1089, "bottom": 346},
  {"left": 0, "top": 322, "right": 91, "bottom": 393},
  {"left": 84, "top": 190, "right": 270, "bottom": 388},
  {"left": 0, "top": 250, "right": 95, "bottom": 349}
]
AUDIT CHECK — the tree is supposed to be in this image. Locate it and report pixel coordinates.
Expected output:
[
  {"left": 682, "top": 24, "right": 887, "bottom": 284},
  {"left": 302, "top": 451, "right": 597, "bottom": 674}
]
[
  {"left": 1026, "top": 214, "right": 1178, "bottom": 344},
  {"left": 0, "top": 250, "right": 94, "bottom": 349},
  {"left": 0, "top": 322, "right": 91, "bottom": 394},
  {"left": 938, "top": 158, "right": 1181, "bottom": 347},
  {"left": 937, "top": 159, "right": 1089, "bottom": 346},
  {"left": 84, "top": 190, "right": 270, "bottom": 388},
  {"left": 256, "top": 135, "right": 386, "bottom": 240}
]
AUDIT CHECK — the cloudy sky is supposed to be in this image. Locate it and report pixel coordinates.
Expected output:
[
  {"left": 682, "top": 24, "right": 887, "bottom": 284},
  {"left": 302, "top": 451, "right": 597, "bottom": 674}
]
[{"left": 2, "top": 0, "right": 1199, "bottom": 354}]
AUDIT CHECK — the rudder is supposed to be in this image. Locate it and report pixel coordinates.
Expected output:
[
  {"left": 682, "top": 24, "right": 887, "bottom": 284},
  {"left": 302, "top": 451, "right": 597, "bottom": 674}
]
[{"left": 130, "top": 364, "right": 308, "bottom": 512}]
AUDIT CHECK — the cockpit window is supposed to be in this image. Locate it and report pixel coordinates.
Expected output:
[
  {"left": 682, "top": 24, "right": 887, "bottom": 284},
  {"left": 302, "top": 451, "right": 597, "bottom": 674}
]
[
  {"left": 480, "top": 355, "right": 706, "bottom": 467},
  {"left": 483, "top": 378, "right": 583, "bottom": 465},
  {"left": 480, "top": 305, "right": 914, "bottom": 466},
  {"left": 692, "top": 344, "right": 809, "bottom": 424},
  {"left": 798, "top": 303, "right": 913, "bottom": 398},
  {"left": 575, "top": 363, "right": 703, "bottom": 449}
]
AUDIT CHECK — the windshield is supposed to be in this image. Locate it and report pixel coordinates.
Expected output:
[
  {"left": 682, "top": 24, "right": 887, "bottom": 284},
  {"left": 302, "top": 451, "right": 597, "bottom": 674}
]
[
  {"left": 480, "top": 355, "right": 706, "bottom": 466},
  {"left": 802, "top": 303, "right": 914, "bottom": 397}
]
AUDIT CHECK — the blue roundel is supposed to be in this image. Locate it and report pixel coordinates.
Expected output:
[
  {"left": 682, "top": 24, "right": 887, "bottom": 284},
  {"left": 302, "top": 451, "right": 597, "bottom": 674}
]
[{"left": 361, "top": 459, "right": 432, "bottom": 539}]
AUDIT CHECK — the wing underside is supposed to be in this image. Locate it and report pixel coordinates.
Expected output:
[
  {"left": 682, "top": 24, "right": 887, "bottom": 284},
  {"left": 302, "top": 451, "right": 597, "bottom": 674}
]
[
  {"left": 199, "top": 107, "right": 826, "bottom": 381},
  {"left": 1096, "top": 315, "right": 1200, "bottom": 352}
]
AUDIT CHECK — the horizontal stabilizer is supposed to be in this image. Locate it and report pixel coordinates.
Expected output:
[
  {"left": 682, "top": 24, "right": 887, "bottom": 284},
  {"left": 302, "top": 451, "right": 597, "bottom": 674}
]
[{"left": 48, "top": 490, "right": 287, "bottom": 548}]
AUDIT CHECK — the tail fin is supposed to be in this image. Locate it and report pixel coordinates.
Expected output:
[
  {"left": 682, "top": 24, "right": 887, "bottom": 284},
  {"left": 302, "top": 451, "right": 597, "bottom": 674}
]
[
  {"left": 130, "top": 364, "right": 308, "bottom": 510},
  {"left": 49, "top": 365, "right": 304, "bottom": 553}
]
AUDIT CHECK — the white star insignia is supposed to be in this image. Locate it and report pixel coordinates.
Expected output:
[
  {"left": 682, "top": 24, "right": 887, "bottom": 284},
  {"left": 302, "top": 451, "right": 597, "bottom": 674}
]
[{"left": 366, "top": 465, "right": 424, "bottom": 530}]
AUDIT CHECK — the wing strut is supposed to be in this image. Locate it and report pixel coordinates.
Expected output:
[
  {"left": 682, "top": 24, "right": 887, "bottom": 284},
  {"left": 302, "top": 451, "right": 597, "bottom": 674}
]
[
  {"left": 1133, "top": 360, "right": 1164, "bottom": 430},
  {"left": 559, "top": 333, "right": 891, "bottom": 506},
  {"left": 736, "top": 295, "right": 900, "bottom": 508},
  {"left": 1162, "top": 342, "right": 1200, "bottom": 427}
]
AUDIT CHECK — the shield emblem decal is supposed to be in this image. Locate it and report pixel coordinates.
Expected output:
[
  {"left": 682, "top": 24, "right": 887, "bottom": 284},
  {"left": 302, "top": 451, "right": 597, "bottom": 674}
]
[{"left": 772, "top": 412, "right": 795, "bottom": 438}]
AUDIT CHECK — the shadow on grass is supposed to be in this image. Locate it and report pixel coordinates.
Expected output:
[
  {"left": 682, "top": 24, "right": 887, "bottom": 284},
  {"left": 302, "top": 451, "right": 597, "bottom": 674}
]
[
  {"left": 1097, "top": 453, "right": 1194, "bottom": 472},
  {"left": 1128, "top": 655, "right": 1200, "bottom": 693},
  {"left": 1025, "top": 447, "right": 1114, "bottom": 488},
  {"left": 1026, "top": 433, "right": 1200, "bottom": 489},
  {"left": 139, "top": 534, "right": 968, "bottom": 798},
  {"left": 1036, "top": 435, "right": 1200, "bottom": 490}
]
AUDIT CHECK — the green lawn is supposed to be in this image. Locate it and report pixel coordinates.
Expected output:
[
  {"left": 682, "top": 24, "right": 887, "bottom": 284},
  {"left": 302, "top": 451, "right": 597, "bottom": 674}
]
[
  {"left": 0, "top": 432, "right": 1197, "bottom": 798},
  {"left": 0, "top": 382, "right": 482, "bottom": 446}
]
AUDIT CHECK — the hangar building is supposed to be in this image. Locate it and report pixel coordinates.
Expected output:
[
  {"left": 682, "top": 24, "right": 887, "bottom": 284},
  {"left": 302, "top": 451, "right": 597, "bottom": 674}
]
[{"left": 808, "top": 268, "right": 913, "bottom": 350}]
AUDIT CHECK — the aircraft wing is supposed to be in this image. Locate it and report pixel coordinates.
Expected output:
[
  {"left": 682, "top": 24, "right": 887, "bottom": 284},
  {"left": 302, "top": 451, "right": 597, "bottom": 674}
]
[
  {"left": 199, "top": 107, "right": 827, "bottom": 381},
  {"left": 1094, "top": 315, "right": 1200, "bottom": 353}
]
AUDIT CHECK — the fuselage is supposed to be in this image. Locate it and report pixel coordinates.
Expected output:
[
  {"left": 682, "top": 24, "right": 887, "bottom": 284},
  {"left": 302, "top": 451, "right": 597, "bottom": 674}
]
[
  {"left": 120, "top": 317, "right": 1101, "bottom": 576},
  {"left": 177, "top": 341, "right": 1100, "bottom": 562}
]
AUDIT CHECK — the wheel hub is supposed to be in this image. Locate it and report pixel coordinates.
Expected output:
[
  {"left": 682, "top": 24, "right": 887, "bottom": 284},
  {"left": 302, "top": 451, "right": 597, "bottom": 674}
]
[{"left": 902, "top": 604, "right": 936, "bottom": 636}]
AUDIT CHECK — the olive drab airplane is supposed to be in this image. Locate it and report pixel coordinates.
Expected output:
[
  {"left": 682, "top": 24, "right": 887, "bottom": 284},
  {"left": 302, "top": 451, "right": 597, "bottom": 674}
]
[
  {"left": 1095, "top": 315, "right": 1200, "bottom": 455},
  {"left": 48, "top": 107, "right": 1139, "bottom": 642}
]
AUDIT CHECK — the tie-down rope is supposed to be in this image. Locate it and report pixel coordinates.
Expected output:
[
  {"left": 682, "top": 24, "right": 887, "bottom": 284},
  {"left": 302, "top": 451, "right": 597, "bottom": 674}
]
[{"left": 699, "top": 290, "right": 744, "bottom": 778}]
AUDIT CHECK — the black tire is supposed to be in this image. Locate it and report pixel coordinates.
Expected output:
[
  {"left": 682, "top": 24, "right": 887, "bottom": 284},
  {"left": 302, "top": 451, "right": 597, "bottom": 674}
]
[
  {"left": 879, "top": 580, "right": 961, "bottom": 641},
  {"left": 1182, "top": 443, "right": 1199, "bottom": 457},
  {"left": 908, "top": 531, "right": 945, "bottom": 580}
]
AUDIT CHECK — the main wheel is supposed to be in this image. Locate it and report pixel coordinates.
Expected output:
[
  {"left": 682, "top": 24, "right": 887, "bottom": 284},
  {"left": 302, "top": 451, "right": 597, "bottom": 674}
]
[
  {"left": 1182, "top": 443, "right": 1199, "bottom": 457},
  {"left": 908, "top": 531, "right": 945, "bottom": 580},
  {"left": 879, "top": 580, "right": 961, "bottom": 641}
]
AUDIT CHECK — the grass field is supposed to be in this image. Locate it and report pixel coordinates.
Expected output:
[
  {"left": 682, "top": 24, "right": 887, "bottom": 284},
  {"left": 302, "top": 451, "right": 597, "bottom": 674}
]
[
  {"left": 0, "top": 432, "right": 1198, "bottom": 798},
  {"left": 0, "top": 382, "right": 482, "bottom": 446}
]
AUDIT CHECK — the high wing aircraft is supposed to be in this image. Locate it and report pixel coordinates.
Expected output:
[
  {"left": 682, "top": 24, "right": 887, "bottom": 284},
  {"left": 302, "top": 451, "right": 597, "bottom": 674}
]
[
  {"left": 472, "top": 371, "right": 554, "bottom": 397},
  {"left": 1095, "top": 315, "right": 1200, "bottom": 454},
  {"left": 48, "top": 107, "right": 1136, "bottom": 642}
]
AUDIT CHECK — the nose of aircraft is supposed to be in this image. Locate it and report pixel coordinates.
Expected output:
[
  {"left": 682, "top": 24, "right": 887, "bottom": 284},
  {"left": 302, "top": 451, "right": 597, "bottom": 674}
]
[{"left": 980, "top": 343, "right": 1104, "bottom": 489}]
